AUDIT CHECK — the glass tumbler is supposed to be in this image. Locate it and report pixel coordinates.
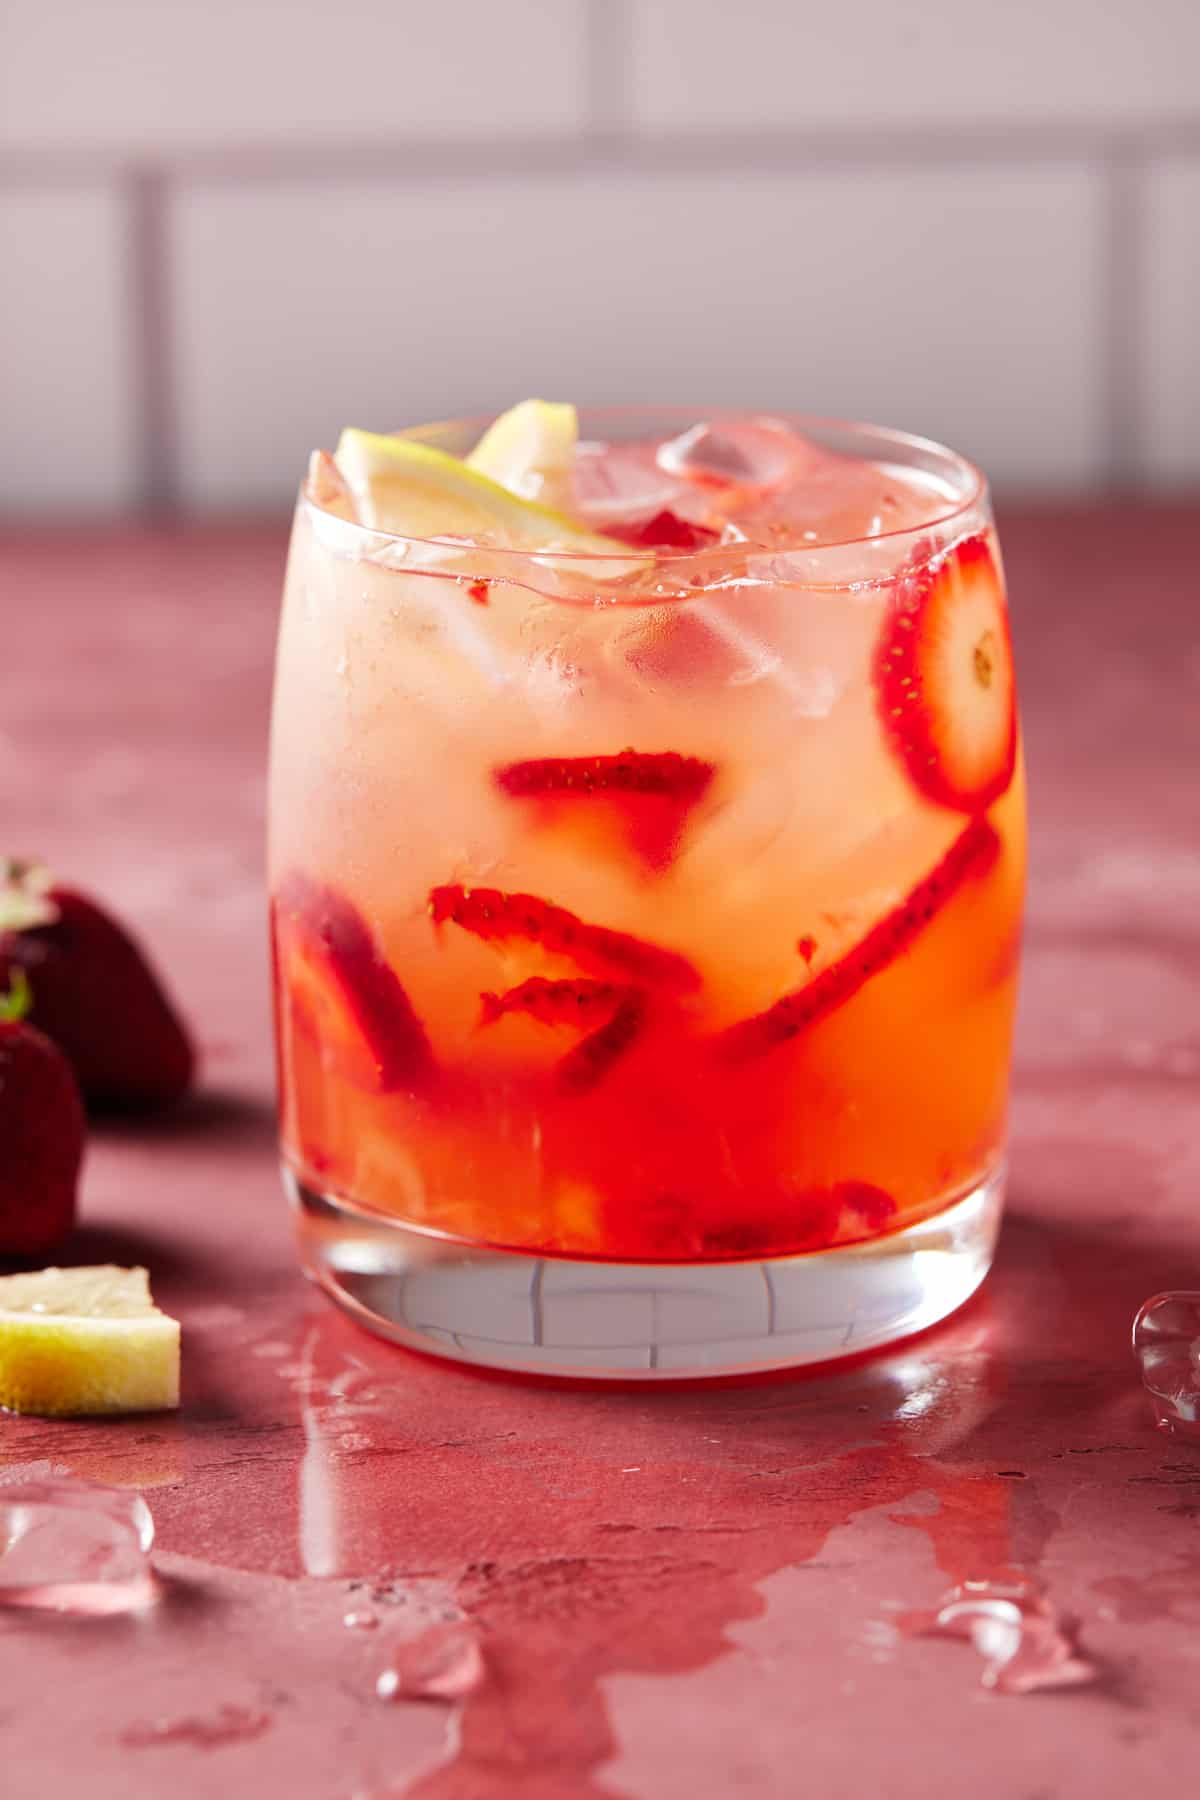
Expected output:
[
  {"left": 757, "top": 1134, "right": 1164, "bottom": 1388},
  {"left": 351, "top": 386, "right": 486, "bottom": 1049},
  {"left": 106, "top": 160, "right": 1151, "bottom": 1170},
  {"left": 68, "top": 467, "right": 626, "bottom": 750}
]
[{"left": 268, "top": 410, "right": 1025, "bottom": 1378}]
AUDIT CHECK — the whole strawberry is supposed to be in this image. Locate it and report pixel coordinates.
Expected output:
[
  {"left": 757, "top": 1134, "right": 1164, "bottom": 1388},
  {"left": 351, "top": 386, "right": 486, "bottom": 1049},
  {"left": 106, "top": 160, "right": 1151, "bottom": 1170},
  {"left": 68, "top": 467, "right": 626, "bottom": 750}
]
[
  {"left": 0, "top": 860, "right": 195, "bottom": 1113},
  {"left": 0, "top": 969, "right": 84, "bottom": 1254}
]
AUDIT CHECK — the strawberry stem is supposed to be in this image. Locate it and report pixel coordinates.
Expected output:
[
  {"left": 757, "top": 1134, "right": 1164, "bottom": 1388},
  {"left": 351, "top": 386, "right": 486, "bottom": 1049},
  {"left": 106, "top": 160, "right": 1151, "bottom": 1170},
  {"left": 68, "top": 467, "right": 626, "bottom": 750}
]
[{"left": 0, "top": 966, "right": 32, "bottom": 1024}]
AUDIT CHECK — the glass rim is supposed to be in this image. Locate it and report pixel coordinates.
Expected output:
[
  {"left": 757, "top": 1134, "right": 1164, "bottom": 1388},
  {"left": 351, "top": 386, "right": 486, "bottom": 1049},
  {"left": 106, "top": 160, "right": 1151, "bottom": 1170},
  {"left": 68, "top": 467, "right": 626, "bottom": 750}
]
[{"left": 300, "top": 405, "right": 989, "bottom": 567}]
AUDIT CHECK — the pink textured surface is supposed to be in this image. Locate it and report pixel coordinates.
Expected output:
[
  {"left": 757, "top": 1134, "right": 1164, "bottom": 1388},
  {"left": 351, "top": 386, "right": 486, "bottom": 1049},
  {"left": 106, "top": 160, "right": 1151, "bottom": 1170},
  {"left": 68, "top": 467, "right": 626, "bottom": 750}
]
[{"left": 0, "top": 508, "right": 1197, "bottom": 1798}]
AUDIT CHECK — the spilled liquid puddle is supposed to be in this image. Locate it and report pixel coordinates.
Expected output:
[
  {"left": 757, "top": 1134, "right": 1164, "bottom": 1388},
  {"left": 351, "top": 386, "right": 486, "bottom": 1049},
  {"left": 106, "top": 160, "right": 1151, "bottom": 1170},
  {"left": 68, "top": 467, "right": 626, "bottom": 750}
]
[
  {"left": 283, "top": 1306, "right": 1112, "bottom": 1796},
  {"left": 11, "top": 1205, "right": 1178, "bottom": 1800},
  {"left": 344, "top": 1606, "right": 381, "bottom": 1630},
  {"left": 1093, "top": 1557, "right": 1200, "bottom": 1626}
]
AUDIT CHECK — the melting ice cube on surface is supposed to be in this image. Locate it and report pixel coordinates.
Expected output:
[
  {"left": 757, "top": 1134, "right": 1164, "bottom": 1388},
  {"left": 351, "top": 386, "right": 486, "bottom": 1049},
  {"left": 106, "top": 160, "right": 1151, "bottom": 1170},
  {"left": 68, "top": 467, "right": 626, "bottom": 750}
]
[
  {"left": 1133, "top": 1292, "right": 1200, "bottom": 1438},
  {"left": 0, "top": 1476, "right": 155, "bottom": 1615},
  {"left": 375, "top": 1621, "right": 484, "bottom": 1702},
  {"left": 909, "top": 1576, "right": 1095, "bottom": 1694}
]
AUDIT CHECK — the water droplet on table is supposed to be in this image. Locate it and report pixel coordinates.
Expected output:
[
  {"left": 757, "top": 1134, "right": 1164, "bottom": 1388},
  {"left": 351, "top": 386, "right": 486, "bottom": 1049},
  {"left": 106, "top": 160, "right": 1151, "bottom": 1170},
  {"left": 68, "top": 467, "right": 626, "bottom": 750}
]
[
  {"left": 1133, "top": 1292, "right": 1200, "bottom": 1437},
  {"left": 907, "top": 1577, "right": 1096, "bottom": 1694},
  {"left": 0, "top": 1476, "right": 155, "bottom": 1615},
  {"left": 375, "top": 1622, "right": 484, "bottom": 1702},
  {"left": 344, "top": 1607, "right": 379, "bottom": 1630}
]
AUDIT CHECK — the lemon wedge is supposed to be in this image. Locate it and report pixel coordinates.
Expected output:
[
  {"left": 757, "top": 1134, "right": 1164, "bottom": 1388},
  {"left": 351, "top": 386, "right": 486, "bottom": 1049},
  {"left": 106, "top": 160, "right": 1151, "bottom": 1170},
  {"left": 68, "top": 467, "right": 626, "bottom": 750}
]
[
  {"left": 466, "top": 399, "right": 578, "bottom": 509},
  {"left": 334, "top": 424, "right": 618, "bottom": 551},
  {"left": 0, "top": 1265, "right": 180, "bottom": 1416}
]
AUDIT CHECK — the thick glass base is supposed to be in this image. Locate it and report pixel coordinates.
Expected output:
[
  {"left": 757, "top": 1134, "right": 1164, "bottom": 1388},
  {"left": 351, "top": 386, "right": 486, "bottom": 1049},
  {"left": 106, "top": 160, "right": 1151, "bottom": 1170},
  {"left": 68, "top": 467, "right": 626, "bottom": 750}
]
[{"left": 287, "top": 1164, "right": 1004, "bottom": 1380}]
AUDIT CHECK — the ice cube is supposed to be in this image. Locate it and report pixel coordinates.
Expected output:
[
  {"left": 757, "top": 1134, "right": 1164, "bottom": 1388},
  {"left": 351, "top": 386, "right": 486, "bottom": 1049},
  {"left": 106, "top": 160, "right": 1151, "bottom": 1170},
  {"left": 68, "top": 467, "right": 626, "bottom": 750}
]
[
  {"left": 572, "top": 441, "right": 699, "bottom": 526},
  {"left": 375, "top": 1621, "right": 484, "bottom": 1702},
  {"left": 1132, "top": 1292, "right": 1200, "bottom": 1437},
  {"left": 656, "top": 418, "right": 800, "bottom": 488},
  {"left": 0, "top": 1476, "right": 155, "bottom": 1615},
  {"left": 909, "top": 1577, "right": 1096, "bottom": 1694}
]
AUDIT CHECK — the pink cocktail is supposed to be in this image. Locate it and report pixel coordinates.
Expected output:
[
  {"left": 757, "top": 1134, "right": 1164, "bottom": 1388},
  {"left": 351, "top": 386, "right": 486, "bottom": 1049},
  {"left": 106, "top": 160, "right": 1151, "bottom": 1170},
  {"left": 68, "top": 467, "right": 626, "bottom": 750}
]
[{"left": 269, "top": 405, "right": 1024, "bottom": 1377}]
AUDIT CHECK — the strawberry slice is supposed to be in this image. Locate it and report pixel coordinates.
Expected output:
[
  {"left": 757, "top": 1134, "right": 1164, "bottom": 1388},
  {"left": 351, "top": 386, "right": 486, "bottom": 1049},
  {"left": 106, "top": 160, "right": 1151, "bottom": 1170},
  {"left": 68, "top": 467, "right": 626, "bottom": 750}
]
[
  {"left": 495, "top": 751, "right": 714, "bottom": 807},
  {"left": 494, "top": 751, "right": 715, "bottom": 872},
  {"left": 477, "top": 975, "right": 645, "bottom": 1095},
  {"left": 430, "top": 885, "right": 701, "bottom": 995},
  {"left": 703, "top": 1181, "right": 897, "bottom": 1257},
  {"left": 556, "top": 991, "right": 647, "bottom": 1094},
  {"left": 604, "top": 511, "right": 720, "bottom": 550},
  {"left": 273, "top": 875, "right": 434, "bottom": 1093},
  {"left": 478, "top": 976, "right": 630, "bottom": 1030},
  {"left": 835, "top": 1181, "right": 897, "bottom": 1234},
  {"left": 716, "top": 817, "right": 998, "bottom": 1063},
  {"left": 874, "top": 534, "right": 1017, "bottom": 811}
]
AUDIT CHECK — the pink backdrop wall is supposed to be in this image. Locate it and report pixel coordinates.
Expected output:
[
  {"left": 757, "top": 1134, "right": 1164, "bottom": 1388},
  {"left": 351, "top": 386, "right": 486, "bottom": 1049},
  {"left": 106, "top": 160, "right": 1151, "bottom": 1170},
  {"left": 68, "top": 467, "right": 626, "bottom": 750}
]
[{"left": 2, "top": 0, "right": 1198, "bottom": 516}]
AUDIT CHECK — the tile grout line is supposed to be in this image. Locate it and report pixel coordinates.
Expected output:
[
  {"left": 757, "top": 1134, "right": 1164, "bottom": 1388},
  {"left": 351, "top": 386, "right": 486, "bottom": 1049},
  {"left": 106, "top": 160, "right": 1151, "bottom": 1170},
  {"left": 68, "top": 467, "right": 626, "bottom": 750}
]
[
  {"left": 3, "top": 120, "right": 1199, "bottom": 186},
  {"left": 125, "top": 166, "right": 180, "bottom": 516},
  {"left": 1100, "top": 149, "right": 1147, "bottom": 492}
]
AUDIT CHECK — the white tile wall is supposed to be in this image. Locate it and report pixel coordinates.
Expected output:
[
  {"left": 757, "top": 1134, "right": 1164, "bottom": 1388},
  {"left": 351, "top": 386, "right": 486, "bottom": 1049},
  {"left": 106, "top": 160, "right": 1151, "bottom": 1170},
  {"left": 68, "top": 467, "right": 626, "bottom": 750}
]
[
  {"left": 1145, "top": 159, "right": 1200, "bottom": 485},
  {"left": 0, "top": 187, "right": 136, "bottom": 514},
  {"left": 0, "top": 0, "right": 588, "bottom": 151},
  {"left": 172, "top": 164, "right": 1105, "bottom": 507},
  {"left": 632, "top": 0, "right": 1200, "bottom": 131},
  {"left": 0, "top": 0, "right": 1197, "bottom": 514}
]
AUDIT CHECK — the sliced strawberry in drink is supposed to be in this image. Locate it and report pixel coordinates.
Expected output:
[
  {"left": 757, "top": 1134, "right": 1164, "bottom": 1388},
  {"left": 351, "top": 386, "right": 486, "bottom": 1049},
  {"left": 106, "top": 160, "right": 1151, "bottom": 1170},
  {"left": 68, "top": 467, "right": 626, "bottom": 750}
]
[
  {"left": 604, "top": 511, "right": 721, "bottom": 551},
  {"left": 494, "top": 751, "right": 716, "bottom": 872},
  {"left": 702, "top": 1180, "right": 898, "bottom": 1257},
  {"left": 779, "top": 1180, "right": 897, "bottom": 1250},
  {"left": 875, "top": 533, "right": 1017, "bottom": 811},
  {"left": 624, "top": 1191, "right": 708, "bottom": 1260},
  {"left": 716, "top": 817, "right": 999, "bottom": 1063},
  {"left": 835, "top": 1181, "right": 897, "bottom": 1234},
  {"left": 478, "top": 976, "right": 630, "bottom": 1030},
  {"left": 496, "top": 751, "right": 714, "bottom": 806},
  {"left": 701, "top": 1190, "right": 840, "bottom": 1257},
  {"left": 430, "top": 884, "right": 701, "bottom": 995},
  {"left": 556, "top": 990, "right": 648, "bottom": 1095},
  {"left": 478, "top": 975, "right": 647, "bottom": 1095},
  {"left": 273, "top": 875, "right": 434, "bottom": 1093}
]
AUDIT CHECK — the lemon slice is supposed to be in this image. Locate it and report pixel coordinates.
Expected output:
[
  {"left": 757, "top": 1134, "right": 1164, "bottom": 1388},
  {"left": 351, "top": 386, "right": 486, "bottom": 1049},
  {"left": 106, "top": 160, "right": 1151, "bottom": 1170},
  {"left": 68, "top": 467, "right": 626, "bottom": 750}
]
[
  {"left": 0, "top": 1265, "right": 180, "bottom": 1416},
  {"left": 334, "top": 426, "right": 619, "bottom": 551},
  {"left": 466, "top": 399, "right": 578, "bottom": 509}
]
